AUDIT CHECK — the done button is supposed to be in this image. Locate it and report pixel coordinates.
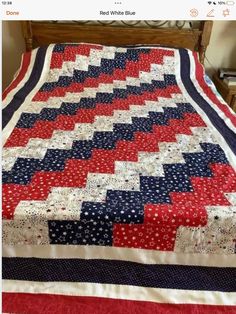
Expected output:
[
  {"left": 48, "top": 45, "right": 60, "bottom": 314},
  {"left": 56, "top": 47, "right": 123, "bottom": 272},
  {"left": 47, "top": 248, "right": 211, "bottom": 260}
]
[{"left": 6, "top": 11, "right": 19, "bottom": 15}]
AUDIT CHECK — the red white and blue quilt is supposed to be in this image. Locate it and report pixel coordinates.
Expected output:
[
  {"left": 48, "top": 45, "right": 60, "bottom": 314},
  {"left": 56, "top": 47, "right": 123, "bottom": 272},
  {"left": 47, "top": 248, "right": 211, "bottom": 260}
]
[{"left": 2, "top": 43, "right": 236, "bottom": 313}]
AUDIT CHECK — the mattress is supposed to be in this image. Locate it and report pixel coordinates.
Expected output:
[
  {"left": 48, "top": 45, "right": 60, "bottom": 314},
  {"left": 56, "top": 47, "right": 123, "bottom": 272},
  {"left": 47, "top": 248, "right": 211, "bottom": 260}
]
[{"left": 2, "top": 43, "right": 236, "bottom": 313}]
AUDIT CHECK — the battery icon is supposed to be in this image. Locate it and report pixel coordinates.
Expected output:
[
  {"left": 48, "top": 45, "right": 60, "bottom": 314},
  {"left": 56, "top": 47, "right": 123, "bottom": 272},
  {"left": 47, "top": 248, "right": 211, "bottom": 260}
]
[{"left": 226, "top": 1, "right": 235, "bottom": 4}]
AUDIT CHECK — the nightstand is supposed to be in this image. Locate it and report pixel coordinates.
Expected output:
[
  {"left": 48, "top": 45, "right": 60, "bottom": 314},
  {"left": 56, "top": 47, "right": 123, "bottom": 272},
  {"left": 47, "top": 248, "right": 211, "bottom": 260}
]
[{"left": 212, "top": 73, "right": 236, "bottom": 112}]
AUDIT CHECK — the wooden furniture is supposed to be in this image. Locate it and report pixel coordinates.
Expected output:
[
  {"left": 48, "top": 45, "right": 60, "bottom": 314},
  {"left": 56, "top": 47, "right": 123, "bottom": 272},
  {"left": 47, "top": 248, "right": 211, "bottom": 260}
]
[
  {"left": 212, "top": 73, "right": 236, "bottom": 112},
  {"left": 21, "top": 21, "right": 213, "bottom": 65}
]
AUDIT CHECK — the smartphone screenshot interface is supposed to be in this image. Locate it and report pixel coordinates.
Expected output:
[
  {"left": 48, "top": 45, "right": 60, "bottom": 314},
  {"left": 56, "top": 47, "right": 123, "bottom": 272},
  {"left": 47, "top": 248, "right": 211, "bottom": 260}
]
[{"left": 1, "top": 0, "right": 236, "bottom": 313}]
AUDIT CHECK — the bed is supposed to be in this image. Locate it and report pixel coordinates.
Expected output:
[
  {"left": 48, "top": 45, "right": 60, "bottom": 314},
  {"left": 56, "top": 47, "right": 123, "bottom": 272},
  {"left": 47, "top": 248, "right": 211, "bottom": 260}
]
[{"left": 2, "top": 20, "right": 236, "bottom": 313}]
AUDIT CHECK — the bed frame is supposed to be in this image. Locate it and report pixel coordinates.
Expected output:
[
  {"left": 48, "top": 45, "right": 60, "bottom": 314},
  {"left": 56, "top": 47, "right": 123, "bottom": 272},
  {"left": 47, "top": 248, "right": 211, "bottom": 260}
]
[{"left": 21, "top": 21, "right": 213, "bottom": 64}]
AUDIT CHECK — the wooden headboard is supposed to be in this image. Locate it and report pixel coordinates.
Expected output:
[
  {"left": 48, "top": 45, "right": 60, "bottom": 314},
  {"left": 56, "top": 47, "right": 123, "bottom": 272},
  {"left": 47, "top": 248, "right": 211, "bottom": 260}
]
[{"left": 21, "top": 21, "right": 213, "bottom": 64}]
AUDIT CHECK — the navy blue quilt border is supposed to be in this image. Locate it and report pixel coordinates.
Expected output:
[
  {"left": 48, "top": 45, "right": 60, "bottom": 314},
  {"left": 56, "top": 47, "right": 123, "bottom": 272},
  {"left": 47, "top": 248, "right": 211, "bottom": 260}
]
[
  {"left": 179, "top": 49, "right": 236, "bottom": 156},
  {"left": 2, "top": 46, "right": 48, "bottom": 129},
  {"left": 2, "top": 257, "right": 236, "bottom": 292}
]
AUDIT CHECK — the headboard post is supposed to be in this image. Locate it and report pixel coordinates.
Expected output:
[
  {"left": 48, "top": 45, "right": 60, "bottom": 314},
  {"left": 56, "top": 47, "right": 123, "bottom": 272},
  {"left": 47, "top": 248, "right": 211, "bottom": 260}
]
[
  {"left": 21, "top": 21, "right": 33, "bottom": 51},
  {"left": 199, "top": 21, "right": 213, "bottom": 64}
]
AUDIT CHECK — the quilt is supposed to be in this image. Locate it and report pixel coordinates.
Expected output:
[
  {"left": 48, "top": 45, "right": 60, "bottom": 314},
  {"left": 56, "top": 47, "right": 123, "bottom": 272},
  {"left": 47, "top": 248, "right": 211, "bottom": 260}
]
[{"left": 2, "top": 43, "right": 236, "bottom": 313}]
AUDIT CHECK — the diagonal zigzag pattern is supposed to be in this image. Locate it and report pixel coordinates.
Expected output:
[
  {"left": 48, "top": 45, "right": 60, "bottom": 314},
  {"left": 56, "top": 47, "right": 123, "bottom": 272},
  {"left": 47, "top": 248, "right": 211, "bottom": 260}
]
[
  {"left": 14, "top": 49, "right": 176, "bottom": 121},
  {"left": 7, "top": 47, "right": 175, "bottom": 147},
  {"left": 2, "top": 99, "right": 181, "bottom": 169},
  {"left": 39, "top": 48, "right": 151, "bottom": 91},
  {"left": 3, "top": 126, "right": 220, "bottom": 245},
  {"left": 2, "top": 104, "right": 207, "bottom": 219},
  {"left": 21, "top": 73, "right": 177, "bottom": 114},
  {"left": 21, "top": 49, "right": 176, "bottom": 115},
  {"left": 11, "top": 127, "right": 217, "bottom": 222},
  {"left": 48, "top": 162, "right": 236, "bottom": 249},
  {"left": 78, "top": 143, "right": 230, "bottom": 223},
  {"left": 2, "top": 46, "right": 180, "bottom": 221},
  {"left": 15, "top": 75, "right": 177, "bottom": 129},
  {"left": 5, "top": 76, "right": 180, "bottom": 148},
  {"left": 112, "top": 164, "right": 236, "bottom": 251},
  {"left": 3, "top": 103, "right": 199, "bottom": 185},
  {"left": 34, "top": 47, "right": 173, "bottom": 100},
  {"left": 3, "top": 44, "right": 236, "bottom": 252}
]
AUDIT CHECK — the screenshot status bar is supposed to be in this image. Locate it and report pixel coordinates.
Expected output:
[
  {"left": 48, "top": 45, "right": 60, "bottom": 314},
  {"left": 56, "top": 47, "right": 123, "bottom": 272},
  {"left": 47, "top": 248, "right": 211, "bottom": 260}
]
[{"left": 1, "top": 0, "right": 236, "bottom": 20}]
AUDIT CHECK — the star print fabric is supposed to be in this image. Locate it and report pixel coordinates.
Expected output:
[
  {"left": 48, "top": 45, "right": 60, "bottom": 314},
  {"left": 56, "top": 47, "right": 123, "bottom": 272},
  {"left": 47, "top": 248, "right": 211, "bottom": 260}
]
[{"left": 2, "top": 43, "right": 236, "bottom": 254}]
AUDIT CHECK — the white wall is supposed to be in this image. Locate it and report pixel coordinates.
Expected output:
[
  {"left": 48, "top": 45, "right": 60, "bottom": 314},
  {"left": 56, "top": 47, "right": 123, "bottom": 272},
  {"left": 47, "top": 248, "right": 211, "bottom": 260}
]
[
  {"left": 2, "top": 21, "right": 236, "bottom": 90},
  {"left": 205, "top": 20, "right": 236, "bottom": 76},
  {"left": 2, "top": 21, "right": 25, "bottom": 91}
]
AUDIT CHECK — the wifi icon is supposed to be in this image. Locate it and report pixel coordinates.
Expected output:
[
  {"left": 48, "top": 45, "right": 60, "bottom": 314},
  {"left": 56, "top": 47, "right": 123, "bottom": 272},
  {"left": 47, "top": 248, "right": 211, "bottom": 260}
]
[{"left": 208, "top": 1, "right": 212, "bottom": 4}]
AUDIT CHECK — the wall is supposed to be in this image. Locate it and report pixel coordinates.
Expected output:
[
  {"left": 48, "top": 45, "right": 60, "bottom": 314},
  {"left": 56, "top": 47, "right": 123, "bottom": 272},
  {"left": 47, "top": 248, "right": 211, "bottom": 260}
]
[
  {"left": 205, "top": 20, "right": 236, "bottom": 77},
  {"left": 2, "top": 21, "right": 25, "bottom": 91},
  {"left": 2, "top": 21, "right": 236, "bottom": 90}
]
